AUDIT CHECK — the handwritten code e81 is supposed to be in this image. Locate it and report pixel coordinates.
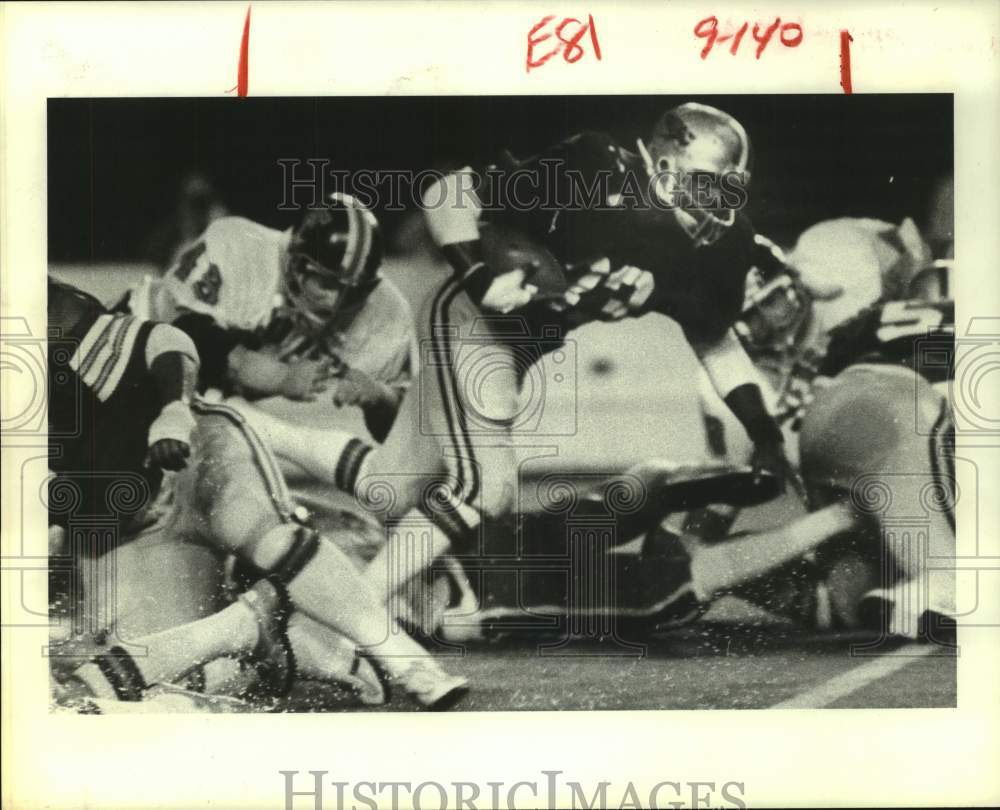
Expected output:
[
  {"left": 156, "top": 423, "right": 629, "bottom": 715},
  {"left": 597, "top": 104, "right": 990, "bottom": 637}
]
[{"left": 527, "top": 15, "right": 602, "bottom": 72}]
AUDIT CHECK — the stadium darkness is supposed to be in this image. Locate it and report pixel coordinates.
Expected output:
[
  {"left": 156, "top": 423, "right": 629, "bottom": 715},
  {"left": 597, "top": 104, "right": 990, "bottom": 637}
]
[{"left": 47, "top": 94, "right": 952, "bottom": 263}]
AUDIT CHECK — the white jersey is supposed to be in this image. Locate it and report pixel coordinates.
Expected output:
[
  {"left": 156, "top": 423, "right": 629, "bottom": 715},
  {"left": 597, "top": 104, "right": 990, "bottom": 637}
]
[
  {"left": 164, "top": 216, "right": 286, "bottom": 329},
  {"left": 128, "top": 216, "right": 414, "bottom": 389}
]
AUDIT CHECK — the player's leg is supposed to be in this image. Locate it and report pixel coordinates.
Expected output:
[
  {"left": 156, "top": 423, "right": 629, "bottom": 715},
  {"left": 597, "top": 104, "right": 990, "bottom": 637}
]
[
  {"left": 191, "top": 402, "right": 468, "bottom": 707},
  {"left": 688, "top": 502, "right": 858, "bottom": 602},
  {"left": 358, "top": 280, "right": 520, "bottom": 605},
  {"left": 797, "top": 366, "right": 956, "bottom": 640},
  {"left": 220, "top": 395, "right": 375, "bottom": 489},
  {"left": 61, "top": 594, "right": 261, "bottom": 702}
]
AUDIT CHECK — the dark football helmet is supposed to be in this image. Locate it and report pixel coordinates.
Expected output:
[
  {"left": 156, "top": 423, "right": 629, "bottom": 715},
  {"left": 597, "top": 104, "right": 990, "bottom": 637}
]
[
  {"left": 637, "top": 102, "right": 751, "bottom": 248},
  {"left": 284, "top": 193, "right": 384, "bottom": 329}
]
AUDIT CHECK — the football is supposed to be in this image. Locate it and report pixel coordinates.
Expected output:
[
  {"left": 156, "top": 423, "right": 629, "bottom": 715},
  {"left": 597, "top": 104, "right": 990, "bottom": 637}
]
[{"left": 477, "top": 220, "right": 569, "bottom": 301}]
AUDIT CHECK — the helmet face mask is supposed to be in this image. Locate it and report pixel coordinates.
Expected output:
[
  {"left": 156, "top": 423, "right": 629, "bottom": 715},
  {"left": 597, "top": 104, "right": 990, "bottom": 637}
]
[
  {"left": 737, "top": 272, "right": 813, "bottom": 355},
  {"left": 638, "top": 102, "right": 750, "bottom": 248},
  {"left": 283, "top": 193, "right": 384, "bottom": 330}
]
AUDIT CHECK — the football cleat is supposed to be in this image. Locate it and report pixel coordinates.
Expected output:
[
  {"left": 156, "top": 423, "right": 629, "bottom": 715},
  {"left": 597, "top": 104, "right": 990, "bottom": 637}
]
[
  {"left": 858, "top": 586, "right": 957, "bottom": 647},
  {"left": 238, "top": 577, "right": 296, "bottom": 699},
  {"left": 358, "top": 651, "right": 469, "bottom": 710},
  {"left": 394, "top": 661, "right": 470, "bottom": 711}
]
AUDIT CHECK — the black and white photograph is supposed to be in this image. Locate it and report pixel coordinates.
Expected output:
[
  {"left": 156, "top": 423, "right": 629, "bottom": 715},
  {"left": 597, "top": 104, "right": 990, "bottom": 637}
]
[
  {"left": 44, "top": 93, "right": 958, "bottom": 713},
  {"left": 3, "top": 4, "right": 998, "bottom": 809}
]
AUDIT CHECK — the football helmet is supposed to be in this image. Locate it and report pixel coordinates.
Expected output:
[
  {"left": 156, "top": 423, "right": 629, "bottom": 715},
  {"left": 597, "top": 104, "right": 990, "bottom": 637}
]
[
  {"left": 737, "top": 269, "right": 813, "bottom": 356},
  {"left": 637, "top": 102, "right": 751, "bottom": 247},
  {"left": 284, "top": 193, "right": 384, "bottom": 329}
]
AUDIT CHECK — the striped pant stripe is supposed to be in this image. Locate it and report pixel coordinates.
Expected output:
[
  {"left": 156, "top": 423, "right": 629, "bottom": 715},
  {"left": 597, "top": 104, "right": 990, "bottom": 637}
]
[
  {"left": 190, "top": 399, "right": 297, "bottom": 524},
  {"left": 429, "top": 275, "right": 480, "bottom": 504}
]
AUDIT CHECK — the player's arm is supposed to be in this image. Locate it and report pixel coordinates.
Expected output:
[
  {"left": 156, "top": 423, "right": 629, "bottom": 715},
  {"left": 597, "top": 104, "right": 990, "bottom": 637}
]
[
  {"left": 171, "top": 311, "right": 328, "bottom": 401},
  {"left": 332, "top": 352, "right": 411, "bottom": 442},
  {"left": 689, "top": 328, "right": 792, "bottom": 491},
  {"left": 144, "top": 322, "right": 200, "bottom": 471},
  {"left": 423, "top": 169, "right": 538, "bottom": 313}
]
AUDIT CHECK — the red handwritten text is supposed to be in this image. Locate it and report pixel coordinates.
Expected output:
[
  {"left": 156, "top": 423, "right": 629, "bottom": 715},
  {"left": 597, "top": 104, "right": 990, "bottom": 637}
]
[
  {"left": 694, "top": 15, "right": 803, "bottom": 60},
  {"left": 527, "top": 14, "right": 602, "bottom": 72}
]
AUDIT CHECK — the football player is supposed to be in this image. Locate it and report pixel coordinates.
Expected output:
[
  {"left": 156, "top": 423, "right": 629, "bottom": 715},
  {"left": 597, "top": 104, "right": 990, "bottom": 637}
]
[
  {"left": 738, "top": 225, "right": 956, "bottom": 641},
  {"left": 50, "top": 278, "right": 467, "bottom": 710},
  {"left": 124, "top": 193, "right": 413, "bottom": 446},
  {"left": 277, "top": 103, "right": 797, "bottom": 606},
  {"left": 48, "top": 275, "right": 199, "bottom": 536},
  {"left": 795, "top": 263, "right": 956, "bottom": 640}
]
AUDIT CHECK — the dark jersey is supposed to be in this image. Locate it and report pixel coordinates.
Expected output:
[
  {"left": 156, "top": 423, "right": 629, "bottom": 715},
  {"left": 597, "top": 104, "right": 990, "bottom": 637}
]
[
  {"left": 48, "top": 299, "right": 162, "bottom": 537},
  {"left": 477, "top": 131, "right": 765, "bottom": 344},
  {"left": 820, "top": 298, "right": 955, "bottom": 383}
]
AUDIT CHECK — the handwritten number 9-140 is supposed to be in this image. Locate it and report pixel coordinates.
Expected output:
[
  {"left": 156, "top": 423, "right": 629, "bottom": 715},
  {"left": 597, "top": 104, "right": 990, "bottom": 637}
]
[{"left": 695, "top": 16, "right": 803, "bottom": 60}]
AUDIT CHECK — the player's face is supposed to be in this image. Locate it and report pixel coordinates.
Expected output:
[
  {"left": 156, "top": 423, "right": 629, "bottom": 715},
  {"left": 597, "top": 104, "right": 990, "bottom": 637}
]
[
  {"left": 287, "top": 252, "right": 346, "bottom": 315},
  {"left": 741, "top": 278, "right": 808, "bottom": 350},
  {"left": 647, "top": 140, "right": 737, "bottom": 248}
]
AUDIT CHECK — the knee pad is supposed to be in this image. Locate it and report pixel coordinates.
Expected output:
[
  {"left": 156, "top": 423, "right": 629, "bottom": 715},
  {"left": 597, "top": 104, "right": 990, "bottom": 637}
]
[{"left": 241, "top": 522, "right": 320, "bottom": 588}]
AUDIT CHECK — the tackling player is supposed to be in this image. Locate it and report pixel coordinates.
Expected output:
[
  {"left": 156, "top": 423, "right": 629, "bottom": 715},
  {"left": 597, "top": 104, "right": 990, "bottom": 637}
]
[{"left": 123, "top": 193, "right": 414, "bottom": 446}]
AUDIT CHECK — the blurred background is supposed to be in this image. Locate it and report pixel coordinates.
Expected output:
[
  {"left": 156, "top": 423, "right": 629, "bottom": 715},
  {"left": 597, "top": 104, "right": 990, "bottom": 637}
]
[
  {"left": 47, "top": 95, "right": 954, "bottom": 480},
  {"left": 49, "top": 94, "right": 954, "bottom": 263}
]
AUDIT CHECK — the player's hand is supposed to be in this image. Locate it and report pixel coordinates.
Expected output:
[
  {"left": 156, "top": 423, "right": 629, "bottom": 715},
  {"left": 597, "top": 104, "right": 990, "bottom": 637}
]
[
  {"left": 147, "top": 400, "right": 196, "bottom": 471},
  {"left": 333, "top": 367, "right": 394, "bottom": 408},
  {"left": 480, "top": 268, "right": 539, "bottom": 314},
  {"left": 280, "top": 357, "right": 334, "bottom": 401},
  {"left": 148, "top": 438, "right": 191, "bottom": 471}
]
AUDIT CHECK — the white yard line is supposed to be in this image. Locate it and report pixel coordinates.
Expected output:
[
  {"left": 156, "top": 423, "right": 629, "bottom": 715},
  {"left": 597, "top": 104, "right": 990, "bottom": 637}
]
[{"left": 770, "top": 645, "right": 937, "bottom": 709}]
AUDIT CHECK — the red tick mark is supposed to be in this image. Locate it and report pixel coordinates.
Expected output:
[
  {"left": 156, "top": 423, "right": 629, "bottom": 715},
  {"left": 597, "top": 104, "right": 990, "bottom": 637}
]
[
  {"left": 237, "top": 5, "right": 251, "bottom": 97},
  {"left": 839, "top": 29, "right": 853, "bottom": 94}
]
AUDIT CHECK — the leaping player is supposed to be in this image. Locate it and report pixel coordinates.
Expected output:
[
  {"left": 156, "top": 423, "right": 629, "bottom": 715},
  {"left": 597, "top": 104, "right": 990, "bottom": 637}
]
[{"left": 277, "top": 103, "right": 799, "bottom": 607}]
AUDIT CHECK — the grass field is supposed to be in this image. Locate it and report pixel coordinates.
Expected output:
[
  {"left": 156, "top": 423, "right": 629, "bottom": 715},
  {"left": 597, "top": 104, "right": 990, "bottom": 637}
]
[{"left": 283, "top": 624, "right": 956, "bottom": 712}]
